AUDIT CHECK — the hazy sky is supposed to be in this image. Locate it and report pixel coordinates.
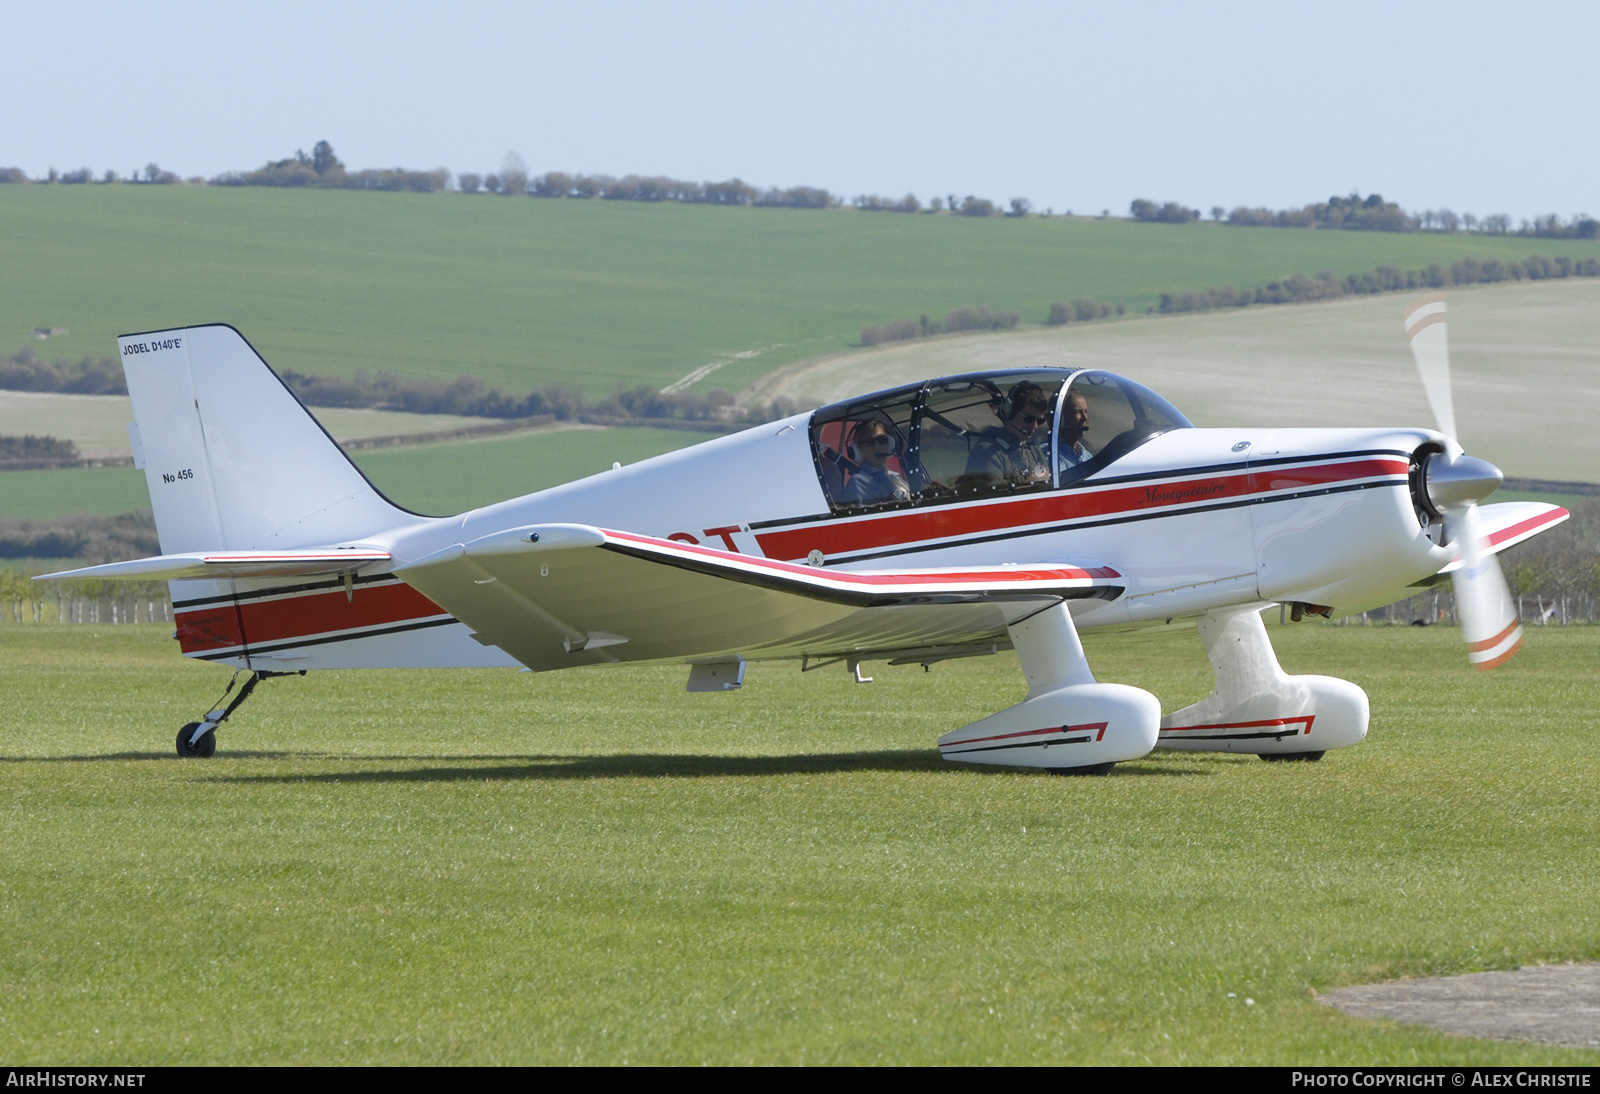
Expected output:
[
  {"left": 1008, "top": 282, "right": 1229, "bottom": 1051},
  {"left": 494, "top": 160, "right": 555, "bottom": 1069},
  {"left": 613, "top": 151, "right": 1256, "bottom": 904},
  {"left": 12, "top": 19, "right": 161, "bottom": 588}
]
[{"left": 4, "top": 0, "right": 1594, "bottom": 221}]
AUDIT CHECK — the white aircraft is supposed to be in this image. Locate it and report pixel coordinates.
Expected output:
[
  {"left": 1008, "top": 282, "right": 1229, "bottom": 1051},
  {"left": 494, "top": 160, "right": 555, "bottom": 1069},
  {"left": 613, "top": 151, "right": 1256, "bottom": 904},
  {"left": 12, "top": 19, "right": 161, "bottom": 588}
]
[{"left": 43, "top": 297, "right": 1568, "bottom": 771}]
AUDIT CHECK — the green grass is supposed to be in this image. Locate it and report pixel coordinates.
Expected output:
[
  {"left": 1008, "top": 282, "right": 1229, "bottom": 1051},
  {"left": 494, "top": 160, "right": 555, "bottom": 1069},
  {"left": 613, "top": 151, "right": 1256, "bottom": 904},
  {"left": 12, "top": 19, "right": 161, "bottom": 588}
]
[
  {"left": 349, "top": 425, "right": 706, "bottom": 515},
  {"left": 0, "top": 465, "right": 148, "bottom": 520},
  {"left": 1, "top": 622, "right": 1597, "bottom": 1064},
  {"left": 0, "top": 425, "right": 704, "bottom": 520},
  {"left": 5, "top": 185, "right": 1593, "bottom": 398}
]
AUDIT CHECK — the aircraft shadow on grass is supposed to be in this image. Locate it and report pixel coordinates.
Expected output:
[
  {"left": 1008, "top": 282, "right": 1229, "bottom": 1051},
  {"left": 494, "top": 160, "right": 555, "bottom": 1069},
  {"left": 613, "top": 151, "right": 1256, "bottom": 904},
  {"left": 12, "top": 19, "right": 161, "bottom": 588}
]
[{"left": 201, "top": 750, "right": 1221, "bottom": 784}]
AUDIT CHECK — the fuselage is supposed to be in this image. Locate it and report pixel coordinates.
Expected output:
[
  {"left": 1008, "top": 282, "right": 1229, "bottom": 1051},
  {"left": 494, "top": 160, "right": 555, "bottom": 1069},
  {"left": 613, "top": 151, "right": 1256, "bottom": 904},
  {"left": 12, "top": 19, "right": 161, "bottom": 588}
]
[
  {"left": 388, "top": 417, "right": 1451, "bottom": 630},
  {"left": 181, "top": 364, "right": 1459, "bottom": 669}
]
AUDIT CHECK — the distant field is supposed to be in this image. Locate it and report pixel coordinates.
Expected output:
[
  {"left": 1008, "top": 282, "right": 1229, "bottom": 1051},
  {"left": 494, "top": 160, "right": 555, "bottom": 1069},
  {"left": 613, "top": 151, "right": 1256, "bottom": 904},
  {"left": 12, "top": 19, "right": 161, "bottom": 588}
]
[
  {"left": 0, "top": 465, "right": 147, "bottom": 520},
  {"left": 0, "top": 390, "right": 490, "bottom": 458},
  {"left": 7, "top": 279, "right": 1595, "bottom": 520},
  {"left": 4, "top": 185, "right": 1593, "bottom": 399},
  {"left": 0, "top": 424, "right": 707, "bottom": 521},
  {"left": 349, "top": 425, "right": 705, "bottom": 515},
  {"left": 1, "top": 622, "right": 1597, "bottom": 1064},
  {"left": 768, "top": 278, "right": 1600, "bottom": 483}
]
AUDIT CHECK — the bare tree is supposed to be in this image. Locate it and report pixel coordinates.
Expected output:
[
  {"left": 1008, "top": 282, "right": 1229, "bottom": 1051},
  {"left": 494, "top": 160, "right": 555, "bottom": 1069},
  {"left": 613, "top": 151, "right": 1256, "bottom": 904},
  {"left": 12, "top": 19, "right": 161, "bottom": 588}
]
[{"left": 500, "top": 152, "right": 529, "bottom": 196}]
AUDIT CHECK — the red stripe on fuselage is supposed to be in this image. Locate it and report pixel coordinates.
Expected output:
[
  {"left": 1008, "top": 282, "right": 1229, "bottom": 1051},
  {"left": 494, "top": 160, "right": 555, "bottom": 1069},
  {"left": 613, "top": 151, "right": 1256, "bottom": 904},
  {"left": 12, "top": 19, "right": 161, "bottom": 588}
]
[
  {"left": 756, "top": 458, "right": 1408, "bottom": 561},
  {"left": 174, "top": 581, "right": 447, "bottom": 654}
]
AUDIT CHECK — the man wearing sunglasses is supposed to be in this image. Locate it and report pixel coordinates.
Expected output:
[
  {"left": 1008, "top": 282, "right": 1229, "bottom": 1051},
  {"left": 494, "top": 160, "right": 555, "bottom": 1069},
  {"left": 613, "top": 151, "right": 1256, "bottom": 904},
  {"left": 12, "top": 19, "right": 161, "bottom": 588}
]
[
  {"left": 841, "top": 419, "right": 912, "bottom": 505},
  {"left": 964, "top": 381, "right": 1054, "bottom": 489}
]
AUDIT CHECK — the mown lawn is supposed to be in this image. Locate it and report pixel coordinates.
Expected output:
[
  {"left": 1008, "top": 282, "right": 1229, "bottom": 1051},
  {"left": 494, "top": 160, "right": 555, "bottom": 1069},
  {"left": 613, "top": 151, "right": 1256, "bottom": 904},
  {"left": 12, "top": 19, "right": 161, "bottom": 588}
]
[{"left": 1, "top": 621, "right": 1596, "bottom": 1064}]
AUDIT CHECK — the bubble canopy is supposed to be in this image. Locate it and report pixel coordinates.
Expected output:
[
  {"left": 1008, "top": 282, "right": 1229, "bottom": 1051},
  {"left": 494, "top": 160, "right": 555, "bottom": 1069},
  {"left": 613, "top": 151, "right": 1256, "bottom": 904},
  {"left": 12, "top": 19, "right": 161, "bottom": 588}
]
[{"left": 807, "top": 368, "right": 1192, "bottom": 514}]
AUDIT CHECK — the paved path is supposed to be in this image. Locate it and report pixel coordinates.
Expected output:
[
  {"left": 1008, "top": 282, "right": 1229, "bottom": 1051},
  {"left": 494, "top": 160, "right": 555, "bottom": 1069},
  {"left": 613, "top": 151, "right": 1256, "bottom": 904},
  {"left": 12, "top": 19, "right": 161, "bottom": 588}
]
[{"left": 1320, "top": 965, "right": 1600, "bottom": 1049}]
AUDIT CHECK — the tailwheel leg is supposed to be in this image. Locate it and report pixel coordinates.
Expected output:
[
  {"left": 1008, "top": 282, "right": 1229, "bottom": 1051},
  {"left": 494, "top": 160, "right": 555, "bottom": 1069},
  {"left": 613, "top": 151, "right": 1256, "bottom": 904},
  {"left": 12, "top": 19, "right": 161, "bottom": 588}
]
[{"left": 174, "top": 669, "right": 302, "bottom": 758}]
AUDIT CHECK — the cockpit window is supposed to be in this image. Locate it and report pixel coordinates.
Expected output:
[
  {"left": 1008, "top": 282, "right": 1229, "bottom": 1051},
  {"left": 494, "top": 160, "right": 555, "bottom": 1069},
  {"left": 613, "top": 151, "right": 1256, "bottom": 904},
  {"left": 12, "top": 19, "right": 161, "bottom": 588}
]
[
  {"left": 1055, "top": 371, "right": 1192, "bottom": 485},
  {"left": 916, "top": 373, "right": 1065, "bottom": 500},
  {"left": 808, "top": 369, "right": 1190, "bottom": 513},
  {"left": 810, "top": 387, "right": 920, "bottom": 512}
]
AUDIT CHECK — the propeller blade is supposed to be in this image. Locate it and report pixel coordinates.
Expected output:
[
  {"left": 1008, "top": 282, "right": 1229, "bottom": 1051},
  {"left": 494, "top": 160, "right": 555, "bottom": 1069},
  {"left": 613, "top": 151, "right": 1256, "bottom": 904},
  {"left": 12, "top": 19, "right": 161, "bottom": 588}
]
[
  {"left": 1450, "top": 502, "right": 1523, "bottom": 670},
  {"left": 1405, "top": 294, "right": 1456, "bottom": 440}
]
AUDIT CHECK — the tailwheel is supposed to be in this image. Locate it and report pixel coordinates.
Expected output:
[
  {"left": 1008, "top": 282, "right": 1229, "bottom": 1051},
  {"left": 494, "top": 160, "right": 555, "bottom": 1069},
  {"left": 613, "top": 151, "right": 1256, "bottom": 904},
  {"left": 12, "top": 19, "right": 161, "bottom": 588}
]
[
  {"left": 176, "top": 722, "right": 217, "bottom": 759},
  {"left": 172, "top": 669, "right": 302, "bottom": 759},
  {"left": 1049, "top": 761, "right": 1117, "bottom": 777},
  {"left": 1260, "top": 751, "right": 1325, "bottom": 763}
]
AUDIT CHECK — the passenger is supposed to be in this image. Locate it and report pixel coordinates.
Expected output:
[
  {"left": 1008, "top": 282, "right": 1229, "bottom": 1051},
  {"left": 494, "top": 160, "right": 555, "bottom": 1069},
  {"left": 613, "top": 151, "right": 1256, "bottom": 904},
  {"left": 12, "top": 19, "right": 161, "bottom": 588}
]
[
  {"left": 841, "top": 420, "right": 911, "bottom": 504},
  {"left": 965, "top": 381, "right": 1053, "bottom": 488},
  {"left": 1057, "top": 389, "right": 1094, "bottom": 470}
]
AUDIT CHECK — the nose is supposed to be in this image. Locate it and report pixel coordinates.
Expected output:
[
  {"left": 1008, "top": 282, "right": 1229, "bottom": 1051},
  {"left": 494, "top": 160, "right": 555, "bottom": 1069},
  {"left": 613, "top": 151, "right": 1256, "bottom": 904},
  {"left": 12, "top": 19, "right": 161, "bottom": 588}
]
[{"left": 1425, "top": 453, "right": 1502, "bottom": 511}]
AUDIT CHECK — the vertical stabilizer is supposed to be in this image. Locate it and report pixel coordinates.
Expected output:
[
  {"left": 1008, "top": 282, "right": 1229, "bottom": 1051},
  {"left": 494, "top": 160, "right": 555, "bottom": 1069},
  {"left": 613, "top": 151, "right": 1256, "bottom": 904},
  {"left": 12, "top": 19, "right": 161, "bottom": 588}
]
[{"left": 119, "top": 325, "right": 405, "bottom": 553}]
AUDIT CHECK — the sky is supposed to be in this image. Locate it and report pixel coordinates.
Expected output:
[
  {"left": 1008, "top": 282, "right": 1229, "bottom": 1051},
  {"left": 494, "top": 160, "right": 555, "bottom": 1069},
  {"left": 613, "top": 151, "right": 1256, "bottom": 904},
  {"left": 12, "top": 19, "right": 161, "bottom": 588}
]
[{"left": 3, "top": 0, "right": 1595, "bottom": 221}]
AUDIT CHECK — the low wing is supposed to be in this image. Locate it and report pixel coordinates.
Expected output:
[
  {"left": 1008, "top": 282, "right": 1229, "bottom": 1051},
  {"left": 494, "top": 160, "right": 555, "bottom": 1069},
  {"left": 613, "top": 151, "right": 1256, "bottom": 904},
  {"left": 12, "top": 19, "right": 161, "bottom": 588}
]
[
  {"left": 35, "top": 548, "right": 392, "bottom": 582},
  {"left": 395, "top": 524, "right": 1122, "bottom": 671},
  {"left": 1437, "top": 502, "right": 1569, "bottom": 574}
]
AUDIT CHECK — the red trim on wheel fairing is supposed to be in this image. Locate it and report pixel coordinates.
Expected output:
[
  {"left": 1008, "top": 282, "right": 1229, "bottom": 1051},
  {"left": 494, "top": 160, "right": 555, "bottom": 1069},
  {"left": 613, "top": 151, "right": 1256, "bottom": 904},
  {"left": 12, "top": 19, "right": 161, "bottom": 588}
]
[{"left": 1160, "top": 716, "right": 1314, "bottom": 737}]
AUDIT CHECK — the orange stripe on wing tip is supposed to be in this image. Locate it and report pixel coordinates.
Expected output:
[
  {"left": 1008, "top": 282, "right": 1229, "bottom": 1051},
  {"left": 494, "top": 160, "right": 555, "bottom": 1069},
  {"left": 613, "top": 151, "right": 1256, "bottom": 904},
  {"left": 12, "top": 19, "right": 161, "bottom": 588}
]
[
  {"left": 1403, "top": 293, "right": 1445, "bottom": 320},
  {"left": 1406, "top": 312, "right": 1447, "bottom": 339},
  {"left": 1467, "top": 619, "right": 1522, "bottom": 653},
  {"left": 1473, "top": 633, "right": 1523, "bottom": 671}
]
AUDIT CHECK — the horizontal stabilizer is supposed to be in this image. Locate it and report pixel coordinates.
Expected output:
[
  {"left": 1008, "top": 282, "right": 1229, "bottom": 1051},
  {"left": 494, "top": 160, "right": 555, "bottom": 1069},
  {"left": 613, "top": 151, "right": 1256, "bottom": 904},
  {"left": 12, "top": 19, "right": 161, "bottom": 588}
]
[
  {"left": 396, "top": 524, "right": 1122, "bottom": 671},
  {"left": 35, "top": 548, "right": 392, "bottom": 582}
]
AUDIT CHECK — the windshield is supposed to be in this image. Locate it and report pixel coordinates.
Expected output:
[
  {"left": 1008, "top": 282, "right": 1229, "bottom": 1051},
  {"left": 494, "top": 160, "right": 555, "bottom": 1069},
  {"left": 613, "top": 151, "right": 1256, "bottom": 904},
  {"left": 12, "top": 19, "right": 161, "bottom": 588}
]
[
  {"left": 808, "top": 369, "right": 1190, "bottom": 512},
  {"left": 1054, "top": 371, "right": 1192, "bottom": 485}
]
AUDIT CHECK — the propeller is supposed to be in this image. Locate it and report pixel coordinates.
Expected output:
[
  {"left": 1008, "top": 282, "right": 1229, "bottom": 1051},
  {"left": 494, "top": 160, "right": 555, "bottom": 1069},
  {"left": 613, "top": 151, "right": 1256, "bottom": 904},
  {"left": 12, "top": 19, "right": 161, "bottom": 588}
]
[{"left": 1404, "top": 295, "right": 1522, "bottom": 669}]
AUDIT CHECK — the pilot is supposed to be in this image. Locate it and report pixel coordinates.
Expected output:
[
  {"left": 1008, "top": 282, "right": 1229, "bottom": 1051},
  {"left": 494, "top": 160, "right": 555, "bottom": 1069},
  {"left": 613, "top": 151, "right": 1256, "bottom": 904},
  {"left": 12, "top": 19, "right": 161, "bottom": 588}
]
[
  {"left": 841, "top": 420, "right": 911, "bottom": 505},
  {"left": 1057, "top": 389, "right": 1094, "bottom": 470},
  {"left": 965, "top": 381, "right": 1053, "bottom": 488}
]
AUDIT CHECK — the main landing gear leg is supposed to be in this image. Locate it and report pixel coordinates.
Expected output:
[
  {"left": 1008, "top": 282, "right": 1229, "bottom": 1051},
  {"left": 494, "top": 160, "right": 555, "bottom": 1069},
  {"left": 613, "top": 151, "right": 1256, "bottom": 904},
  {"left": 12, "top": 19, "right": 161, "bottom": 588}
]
[
  {"left": 1158, "top": 607, "right": 1368, "bottom": 760},
  {"left": 176, "top": 669, "right": 303, "bottom": 758},
  {"left": 936, "top": 601, "right": 1160, "bottom": 774}
]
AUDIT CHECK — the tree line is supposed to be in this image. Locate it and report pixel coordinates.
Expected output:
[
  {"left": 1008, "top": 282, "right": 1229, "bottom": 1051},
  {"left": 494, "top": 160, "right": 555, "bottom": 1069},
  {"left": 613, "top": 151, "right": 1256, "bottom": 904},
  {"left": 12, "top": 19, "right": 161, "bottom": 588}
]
[
  {"left": 1157, "top": 252, "right": 1600, "bottom": 315},
  {"left": 273, "top": 367, "right": 798, "bottom": 426},
  {"left": 0, "top": 348, "right": 127, "bottom": 394},
  {"left": 861, "top": 305, "right": 1021, "bottom": 347},
  {"left": 855, "top": 250, "right": 1597, "bottom": 343},
  {"left": 1130, "top": 192, "right": 1599, "bottom": 240},
  {"left": 0, "top": 435, "right": 79, "bottom": 466},
  {"left": 9, "top": 147, "right": 1595, "bottom": 240},
  {"left": 0, "top": 510, "right": 157, "bottom": 563}
]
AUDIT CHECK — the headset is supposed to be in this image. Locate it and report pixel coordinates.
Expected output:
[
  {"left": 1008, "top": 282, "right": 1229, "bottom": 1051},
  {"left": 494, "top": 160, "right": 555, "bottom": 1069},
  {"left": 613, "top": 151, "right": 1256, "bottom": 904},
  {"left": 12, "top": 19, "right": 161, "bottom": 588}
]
[
  {"left": 846, "top": 419, "right": 897, "bottom": 463},
  {"left": 996, "top": 381, "right": 1048, "bottom": 423}
]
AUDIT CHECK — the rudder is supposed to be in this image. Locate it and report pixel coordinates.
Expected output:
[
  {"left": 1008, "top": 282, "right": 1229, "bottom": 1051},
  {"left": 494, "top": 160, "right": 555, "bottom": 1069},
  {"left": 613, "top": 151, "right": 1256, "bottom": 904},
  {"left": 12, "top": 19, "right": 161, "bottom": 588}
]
[{"left": 120, "top": 324, "right": 405, "bottom": 554}]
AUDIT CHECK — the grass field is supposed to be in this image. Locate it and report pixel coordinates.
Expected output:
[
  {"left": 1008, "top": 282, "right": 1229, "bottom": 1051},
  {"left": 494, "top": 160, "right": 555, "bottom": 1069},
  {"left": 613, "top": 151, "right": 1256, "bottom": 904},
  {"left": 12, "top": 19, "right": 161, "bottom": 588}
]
[
  {"left": 0, "top": 425, "right": 706, "bottom": 521},
  {"left": 1, "top": 622, "right": 1596, "bottom": 1064},
  {"left": 6, "top": 277, "right": 1593, "bottom": 522},
  {"left": 5, "top": 185, "right": 1594, "bottom": 398},
  {"left": 0, "top": 390, "right": 491, "bottom": 458},
  {"left": 349, "top": 425, "right": 705, "bottom": 515}
]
